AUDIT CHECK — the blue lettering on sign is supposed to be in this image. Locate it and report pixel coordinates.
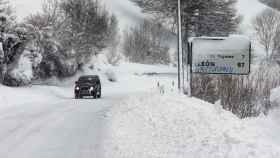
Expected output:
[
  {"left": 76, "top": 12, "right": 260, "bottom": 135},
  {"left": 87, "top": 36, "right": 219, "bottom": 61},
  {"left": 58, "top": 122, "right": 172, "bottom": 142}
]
[{"left": 194, "top": 66, "right": 234, "bottom": 73}]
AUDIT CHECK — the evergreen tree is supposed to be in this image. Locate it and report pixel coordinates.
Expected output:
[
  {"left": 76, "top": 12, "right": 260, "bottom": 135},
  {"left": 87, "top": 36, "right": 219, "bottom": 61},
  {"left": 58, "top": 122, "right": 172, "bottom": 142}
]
[
  {"left": 260, "top": 0, "right": 280, "bottom": 11},
  {"left": 131, "top": 0, "right": 240, "bottom": 38}
]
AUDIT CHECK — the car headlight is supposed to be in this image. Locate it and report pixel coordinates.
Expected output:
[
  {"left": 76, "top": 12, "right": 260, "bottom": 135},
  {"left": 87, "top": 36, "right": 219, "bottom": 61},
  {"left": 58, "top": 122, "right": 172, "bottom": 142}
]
[
  {"left": 90, "top": 87, "right": 94, "bottom": 91},
  {"left": 75, "top": 87, "right": 80, "bottom": 90}
]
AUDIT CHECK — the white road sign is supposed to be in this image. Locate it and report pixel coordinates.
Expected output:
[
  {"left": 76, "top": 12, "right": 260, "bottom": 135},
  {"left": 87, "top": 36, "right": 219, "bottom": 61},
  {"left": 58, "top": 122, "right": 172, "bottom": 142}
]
[{"left": 189, "top": 35, "right": 251, "bottom": 75}]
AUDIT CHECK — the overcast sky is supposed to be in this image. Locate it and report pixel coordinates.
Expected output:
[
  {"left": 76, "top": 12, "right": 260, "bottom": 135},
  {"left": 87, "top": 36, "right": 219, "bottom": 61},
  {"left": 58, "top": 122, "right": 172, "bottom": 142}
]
[
  {"left": 11, "top": 0, "right": 144, "bottom": 29},
  {"left": 11, "top": 0, "right": 43, "bottom": 20}
]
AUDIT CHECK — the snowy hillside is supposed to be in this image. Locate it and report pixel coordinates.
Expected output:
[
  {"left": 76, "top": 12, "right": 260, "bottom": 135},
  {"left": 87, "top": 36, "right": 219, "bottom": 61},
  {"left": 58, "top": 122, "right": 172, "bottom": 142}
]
[
  {"left": 236, "top": 0, "right": 268, "bottom": 57},
  {"left": 236, "top": 0, "right": 267, "bottom": 31},
  {"left": 102, "top": 0, "right": 144, "bottom": 29}
]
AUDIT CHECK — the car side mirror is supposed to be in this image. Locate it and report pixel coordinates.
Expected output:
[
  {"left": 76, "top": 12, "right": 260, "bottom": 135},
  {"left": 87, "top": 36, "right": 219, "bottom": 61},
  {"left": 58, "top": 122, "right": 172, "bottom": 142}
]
[{"left": 75, "top": 81, "right": 78, "bottom": 84}]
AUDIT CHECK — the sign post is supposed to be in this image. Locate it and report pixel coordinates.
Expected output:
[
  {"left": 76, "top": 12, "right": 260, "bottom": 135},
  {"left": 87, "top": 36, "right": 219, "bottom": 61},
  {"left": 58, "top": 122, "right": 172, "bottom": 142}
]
[
  {"left": 188, "top": 35, "right": 251, "bottom": 96},
  {"left": 177, "top": 0, "right": 184, "bottom": 93}
]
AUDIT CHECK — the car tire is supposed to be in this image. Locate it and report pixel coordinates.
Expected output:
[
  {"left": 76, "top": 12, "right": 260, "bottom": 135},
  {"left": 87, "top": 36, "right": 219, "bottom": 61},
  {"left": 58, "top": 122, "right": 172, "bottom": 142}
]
[
  {"left": 75, "top": 94, "right": 80, "bottom": 99},
  {"left": 97, "top": 90, "right": 101, "bottom": 99},
  {"left": 92, "top": 93, "right": 97, "bottom": 99}
]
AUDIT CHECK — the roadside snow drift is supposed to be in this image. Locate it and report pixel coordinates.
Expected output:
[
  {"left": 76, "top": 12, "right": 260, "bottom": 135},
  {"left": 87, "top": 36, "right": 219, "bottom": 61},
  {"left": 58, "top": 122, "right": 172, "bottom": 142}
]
[
  {"left": 102, "top": 93, "right": 280, "bottom": 158},
  {"left": 0, "top": 85, "right": 72, "bottom": 108}
]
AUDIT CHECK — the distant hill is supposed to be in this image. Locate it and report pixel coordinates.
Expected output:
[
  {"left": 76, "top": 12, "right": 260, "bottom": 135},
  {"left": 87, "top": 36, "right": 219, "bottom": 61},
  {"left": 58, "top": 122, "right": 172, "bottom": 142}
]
[
  {"left": 236, "top": 0, "right": 267, "bottom": 34},
  {"left": 259, "top": 0, "right": 280, "bottom": 10}
]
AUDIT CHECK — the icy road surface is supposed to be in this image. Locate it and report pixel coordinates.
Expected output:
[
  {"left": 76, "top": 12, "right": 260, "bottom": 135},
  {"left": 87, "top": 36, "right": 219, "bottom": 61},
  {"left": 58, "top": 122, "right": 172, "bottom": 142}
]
[{"left": 0, "top": 95, "right": 119, "bottom": 158}]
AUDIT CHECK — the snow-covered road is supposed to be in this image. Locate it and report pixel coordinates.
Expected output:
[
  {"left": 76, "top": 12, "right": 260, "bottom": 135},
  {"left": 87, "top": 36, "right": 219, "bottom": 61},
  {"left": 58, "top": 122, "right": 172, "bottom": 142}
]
[
  {"left": 0, "top": 63, "right": 178, "bottom": 158},
  {"left": 0, "top": 94, "right": 122, "bottom": 158}
]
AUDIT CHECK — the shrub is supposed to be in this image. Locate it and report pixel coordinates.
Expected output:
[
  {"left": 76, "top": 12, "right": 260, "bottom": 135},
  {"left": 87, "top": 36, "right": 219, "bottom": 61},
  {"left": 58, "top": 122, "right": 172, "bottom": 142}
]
[
  {"left": 192, "top": 62, "right": 280, "bottom": 118},
  {"left": 105, "top": 69, "right": 117, "bottom": 82}
]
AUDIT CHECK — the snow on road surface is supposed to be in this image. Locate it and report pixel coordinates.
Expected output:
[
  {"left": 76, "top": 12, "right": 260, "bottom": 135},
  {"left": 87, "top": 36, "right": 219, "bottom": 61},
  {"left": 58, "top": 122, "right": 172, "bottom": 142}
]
[
  {"left": 0, "top": 98, "right": 112, "bottom": 158},
  {"left": 0, "top": 63, "right": 280, "bottom": 158}
]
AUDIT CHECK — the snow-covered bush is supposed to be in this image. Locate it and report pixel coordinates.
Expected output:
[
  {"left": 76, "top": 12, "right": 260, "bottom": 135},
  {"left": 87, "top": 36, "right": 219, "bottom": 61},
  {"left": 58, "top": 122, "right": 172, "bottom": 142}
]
[
  {"left": 192, "top": 61, "right": 280, "bottom": 118},
  {"left": 3, "top": 51, "right": 34, "bottom": 86},
  {"left": 106, "top": 49, "right": 121, "bottom": 66},
  {"left": 57, "top": 57, "right": 78, "bottom": 77},
  {"left": 105, "top": 69, "right": 117, "bottom": 82}
]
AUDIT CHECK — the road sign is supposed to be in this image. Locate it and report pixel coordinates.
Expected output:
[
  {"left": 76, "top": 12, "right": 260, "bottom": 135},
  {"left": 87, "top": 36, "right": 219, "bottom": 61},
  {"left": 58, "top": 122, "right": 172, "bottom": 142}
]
[{"left": 189, "top": 35, "right": 251, "bottom": 75}]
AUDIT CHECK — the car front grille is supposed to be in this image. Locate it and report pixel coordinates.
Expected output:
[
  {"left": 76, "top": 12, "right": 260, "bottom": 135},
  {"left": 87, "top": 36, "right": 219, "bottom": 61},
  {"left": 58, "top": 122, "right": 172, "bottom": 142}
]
[{"left": 81, "top": 87, "right": 89, "bottom": 91}]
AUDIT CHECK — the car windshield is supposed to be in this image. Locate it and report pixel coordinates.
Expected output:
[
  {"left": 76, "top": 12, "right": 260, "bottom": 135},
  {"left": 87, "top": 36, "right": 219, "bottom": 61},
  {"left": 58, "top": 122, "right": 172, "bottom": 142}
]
[{"left": 78, "top": 77, "right": 98, "bottom": 83}]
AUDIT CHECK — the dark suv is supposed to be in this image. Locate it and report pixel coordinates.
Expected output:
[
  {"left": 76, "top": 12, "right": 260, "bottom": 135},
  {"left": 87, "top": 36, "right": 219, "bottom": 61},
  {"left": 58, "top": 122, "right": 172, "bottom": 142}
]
[{"left": 74, "top": 75, "right": 101, "bottom": 99}]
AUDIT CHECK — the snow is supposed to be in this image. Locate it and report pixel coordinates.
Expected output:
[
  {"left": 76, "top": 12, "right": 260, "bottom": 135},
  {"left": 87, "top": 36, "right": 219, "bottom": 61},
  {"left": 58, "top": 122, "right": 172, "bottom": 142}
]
[
  {"left": 271, "top": 86, "right": 280, "bottom": 106},
  {"left": 10, "top": 52, "right": 34, "bottom": 84},
  {"left": 13, "top": 0, "right": 144, "bottom": 30},
  {"left": 236, "top": 0, "right": 268, "bottom": 34},
  {"left": 1, "top": 0, "right": 280, "bottom": 157},
  {"left": 0, "top": 84, "right": 70, "bottom": 108},
  {"left": 0, "top": 43, "right": 4, "bottom": 60},
  {"left": 190, "top": 35, "right": 251, "bottom": 53},
  {"left": 102, "top": 93, "right": 280, "bottom": 158},
  {"left": 0, "top": 60, "right": 177, "bottom": 107},
  {"left": 102, "top": 0, "right": 144, "bottom": 30},
  {"left": 235, "top": 0, "right": 268, "bottom": 58},
  {"left": 11, "top": 0, "right": 43, "bottom": 21},
  {"left": 1, "top": 61, "right": 280, "bottom": 157}
]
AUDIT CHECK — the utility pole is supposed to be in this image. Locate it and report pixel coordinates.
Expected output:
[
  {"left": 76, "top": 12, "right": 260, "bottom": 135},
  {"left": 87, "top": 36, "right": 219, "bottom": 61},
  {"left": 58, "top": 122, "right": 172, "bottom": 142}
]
[{"left": 177, "top": 0, "right": 184, "bottom": 92}]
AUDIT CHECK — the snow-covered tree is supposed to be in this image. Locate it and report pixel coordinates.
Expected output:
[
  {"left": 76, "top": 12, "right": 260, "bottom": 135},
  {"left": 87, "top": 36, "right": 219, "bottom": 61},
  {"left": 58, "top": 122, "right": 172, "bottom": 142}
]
[
  {"left": 253, "top": 8, "right": 280, "bottom": 62},
  {"left": 60, "top": 0, "right": 111, "bottom": 63},
  {"left": 131, "top": 0, "right": 240, "bottom": 38},
  {"left": 0, "top": 0, "right": 15, "bottom": 31},
  {"left": 106, "top": 15, "right": 121, "bottom": 66},
  {"left": 123, "top": 19, "right": 170, "bottom": 64},
  {"left": 0, "top": 0, "right": 16, "bottom": 84},
  {"left": 21, "top": 0, "right": 117, "bottom": 79}
]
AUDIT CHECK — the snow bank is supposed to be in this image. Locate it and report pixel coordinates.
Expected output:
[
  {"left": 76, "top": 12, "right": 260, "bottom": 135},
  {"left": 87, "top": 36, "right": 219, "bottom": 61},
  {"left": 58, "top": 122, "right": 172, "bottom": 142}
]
[
  {"left": 0, "top": 84, "right": 72, "bottom": 108},
  {"left": 102, "top": 93, "right": 280, "bottom": 158},
  {"left": 10, "top": 52, "right": 34, "bottom": 85}
]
